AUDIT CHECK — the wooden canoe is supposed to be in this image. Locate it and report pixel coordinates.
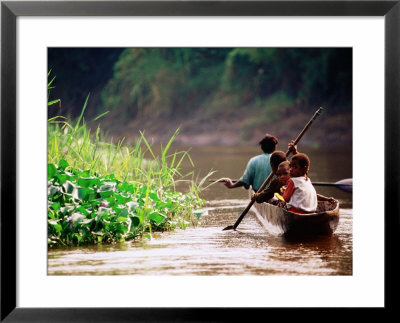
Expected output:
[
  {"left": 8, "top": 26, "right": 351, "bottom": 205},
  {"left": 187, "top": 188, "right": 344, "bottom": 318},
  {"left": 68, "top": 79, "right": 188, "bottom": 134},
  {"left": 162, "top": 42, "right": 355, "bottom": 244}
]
[{"left": 249, "top": 191, "right": 340, "bottom": 236}]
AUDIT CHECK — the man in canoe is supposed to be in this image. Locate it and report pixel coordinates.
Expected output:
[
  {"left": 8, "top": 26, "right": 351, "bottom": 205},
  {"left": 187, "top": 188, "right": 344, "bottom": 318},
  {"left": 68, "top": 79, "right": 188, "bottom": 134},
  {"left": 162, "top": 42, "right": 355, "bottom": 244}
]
[
  {"left": 222, "top": 133, "right": 278, "bottom": 191},
  {"left": 223, "top": 134, "right": 297, "bottom": 192}
]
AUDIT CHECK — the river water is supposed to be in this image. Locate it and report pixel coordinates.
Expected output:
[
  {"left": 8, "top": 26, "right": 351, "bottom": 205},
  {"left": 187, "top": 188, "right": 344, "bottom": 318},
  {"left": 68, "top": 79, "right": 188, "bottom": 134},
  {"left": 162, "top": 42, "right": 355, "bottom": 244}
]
[{"left": 48, "top": 146, "right": 352, "bottom": 276}]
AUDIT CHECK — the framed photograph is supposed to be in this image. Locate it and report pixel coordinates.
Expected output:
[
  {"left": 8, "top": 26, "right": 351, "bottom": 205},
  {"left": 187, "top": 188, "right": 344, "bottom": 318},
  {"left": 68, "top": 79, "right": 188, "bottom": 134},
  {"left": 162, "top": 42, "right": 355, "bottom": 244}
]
[{"left": 1, "top": 1, "right": 398, "bottom": 321}]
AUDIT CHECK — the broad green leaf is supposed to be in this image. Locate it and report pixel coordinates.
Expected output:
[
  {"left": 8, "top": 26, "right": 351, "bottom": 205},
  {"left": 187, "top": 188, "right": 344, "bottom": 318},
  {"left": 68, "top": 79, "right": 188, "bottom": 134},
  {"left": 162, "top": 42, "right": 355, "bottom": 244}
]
[
  {"left": 139, "top": 185, "right": 148, "bottom": 196},
  {"left": 76, "top": 187, "right": 95, "bottom": 201},
  {"left": 51, "top": 202, "right": 61, "bottom": 211},
  {"left": 48, "top": 220, "right": 62, "bottom": 233},
  {"left": 96, "top": 207, "right": 110, "bottom": 220},
  {"left": 98, "top": 182, "right": 116, "bottom": 197},
  {"left": 149, "top": 212, "right": 166, "bottom": 225},
  {"left": 55, "top": 171, "right": 74, "bottom": 185},
  {"left": 48, "top": 164, "right": 57, "bottom": 180},
  {"left": 77, "top": 177, "right": 95, "bottom": 188},
  {"left": 149, "top": 191, "right": 160, "bottom": 201},
  {"left": 104, "top": 174, "right": 117, "bottom": 181},
  {"left": 130, "top": 215, "right": 142, "bottom": 227},
  {"left": 58, "top": 159, "right": 69, "bottom": 171},
  {"left": 77, "top": 206, "right": 89, "bottom": 216},
  {"left": 48, "top": 185, "right": 61, "bottom": 199},
  {"left": 118, "top": 208, "right": 129, "bottom": 217},
  {"left": 62, "top": 181, "right": 75, "bottom": 195},
  {"left": 78, "top": 170, "right": 91, "bottom": 178},
  {"left": 118, "top": 182, "right": 134, "bottom": 193}
]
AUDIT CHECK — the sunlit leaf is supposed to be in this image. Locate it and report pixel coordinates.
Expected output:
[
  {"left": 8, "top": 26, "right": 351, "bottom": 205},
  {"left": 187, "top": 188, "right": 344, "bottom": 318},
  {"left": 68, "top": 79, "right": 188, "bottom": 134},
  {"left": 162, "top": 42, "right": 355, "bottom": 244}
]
[
  {"left": 48, "top": 164, "right": 57, "bottom": 180},
  {"left": 62, "top": 181, "right": 75, "bottom": 195},
  {"left": 58, "top": 159, "right": 69, "bottom": 171},
  {"left": 149, "top": 212, "right": 166, "bottom": 225}
]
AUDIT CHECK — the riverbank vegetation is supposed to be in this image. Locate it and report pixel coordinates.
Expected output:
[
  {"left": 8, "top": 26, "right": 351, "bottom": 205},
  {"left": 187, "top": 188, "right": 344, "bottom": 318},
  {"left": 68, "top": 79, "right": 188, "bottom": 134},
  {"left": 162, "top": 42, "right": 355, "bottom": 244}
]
[
  {"left": 48, "top": 85, "right": 211, "bottom": 247},
  {"left": 48, "top": 48, "right": 352, "bottom": 147}
]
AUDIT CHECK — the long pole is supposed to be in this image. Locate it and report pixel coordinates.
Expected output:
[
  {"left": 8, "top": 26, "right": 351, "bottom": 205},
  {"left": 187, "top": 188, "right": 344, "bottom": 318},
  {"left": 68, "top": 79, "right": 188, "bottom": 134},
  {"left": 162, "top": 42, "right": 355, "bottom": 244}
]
[{"left": 223, "top": 107, "right": 324, "bottom": 231}]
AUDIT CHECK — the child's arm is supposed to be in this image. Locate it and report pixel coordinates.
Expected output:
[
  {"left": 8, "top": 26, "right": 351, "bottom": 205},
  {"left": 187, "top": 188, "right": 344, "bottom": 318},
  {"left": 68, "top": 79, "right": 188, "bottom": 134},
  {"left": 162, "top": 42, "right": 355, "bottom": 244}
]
[{"left": 252, "top": 178, "right": 281, "bottom": 203}]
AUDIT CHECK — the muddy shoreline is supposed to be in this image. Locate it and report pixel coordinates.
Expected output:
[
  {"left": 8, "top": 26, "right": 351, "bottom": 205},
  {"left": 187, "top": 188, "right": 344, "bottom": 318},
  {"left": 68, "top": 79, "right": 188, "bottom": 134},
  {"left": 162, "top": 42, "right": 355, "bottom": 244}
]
[{"left": 101, "top": 111, "right": 352, "bottom": 148}]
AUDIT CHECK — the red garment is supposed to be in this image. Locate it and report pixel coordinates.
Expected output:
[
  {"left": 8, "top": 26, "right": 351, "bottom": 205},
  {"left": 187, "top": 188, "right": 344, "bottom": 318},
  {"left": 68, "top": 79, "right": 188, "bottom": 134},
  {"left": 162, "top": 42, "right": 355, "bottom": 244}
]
[
  {"left": 282, "top": 179, "right": 309, "bottom": 214},
  {"left": 282, "top": 179, "right": 295, "bottom": 201}
]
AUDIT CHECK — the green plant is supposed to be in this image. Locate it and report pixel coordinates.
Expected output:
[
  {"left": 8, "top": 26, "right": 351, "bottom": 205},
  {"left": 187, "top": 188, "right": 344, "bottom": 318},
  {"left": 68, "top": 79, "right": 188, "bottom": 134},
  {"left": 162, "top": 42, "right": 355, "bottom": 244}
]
[{"left": 48, "top": 80, "right": 212, "bottom": 246}]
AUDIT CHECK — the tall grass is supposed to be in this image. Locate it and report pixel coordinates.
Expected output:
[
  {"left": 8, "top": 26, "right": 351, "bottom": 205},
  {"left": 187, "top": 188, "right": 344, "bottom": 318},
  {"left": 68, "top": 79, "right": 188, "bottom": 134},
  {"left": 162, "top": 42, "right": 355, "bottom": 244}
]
[
  {"left": 48, "top": 91, "right": 214, "bottom": 247},
  {"left": 48, "top": 97, "right": 201, "bottom": 189}
]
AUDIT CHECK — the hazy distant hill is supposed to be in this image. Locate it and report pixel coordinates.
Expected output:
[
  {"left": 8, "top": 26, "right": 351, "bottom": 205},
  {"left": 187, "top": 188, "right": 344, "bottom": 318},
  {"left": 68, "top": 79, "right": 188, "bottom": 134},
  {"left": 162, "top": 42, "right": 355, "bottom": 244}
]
[{"left": 48, "top": 47, "right": 352, "bottom": 147}]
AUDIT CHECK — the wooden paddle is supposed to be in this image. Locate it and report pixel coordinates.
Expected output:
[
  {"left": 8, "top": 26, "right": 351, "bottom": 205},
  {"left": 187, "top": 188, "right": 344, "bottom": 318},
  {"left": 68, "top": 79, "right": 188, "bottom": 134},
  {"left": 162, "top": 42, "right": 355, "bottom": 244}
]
[
  {"left": 222, "top": 107, "right": 324, "bottom": 231},
  {"left": 312, "top": 178, "right": 352, "bottom": 193},
  {"left": 210, "top": 178, "right": 352, "bottom": 193}
]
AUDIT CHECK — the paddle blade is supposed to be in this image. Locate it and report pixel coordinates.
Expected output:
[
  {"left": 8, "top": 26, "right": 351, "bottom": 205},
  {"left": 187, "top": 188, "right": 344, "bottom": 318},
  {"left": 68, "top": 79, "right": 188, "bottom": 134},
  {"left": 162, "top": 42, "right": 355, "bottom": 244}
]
[
  {"left": 222, "top": 225, "right": 235, "bottom": 231},
  {"left": 336, "top": 178, "right": 352, "bottom": 193}
]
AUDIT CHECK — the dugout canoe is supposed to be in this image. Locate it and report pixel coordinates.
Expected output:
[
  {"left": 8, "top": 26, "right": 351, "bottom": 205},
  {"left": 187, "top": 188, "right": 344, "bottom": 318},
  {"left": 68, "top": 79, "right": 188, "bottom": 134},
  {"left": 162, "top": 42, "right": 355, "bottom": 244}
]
[{"left": 250, "top": 192, "right": 340, "bottom": 236}]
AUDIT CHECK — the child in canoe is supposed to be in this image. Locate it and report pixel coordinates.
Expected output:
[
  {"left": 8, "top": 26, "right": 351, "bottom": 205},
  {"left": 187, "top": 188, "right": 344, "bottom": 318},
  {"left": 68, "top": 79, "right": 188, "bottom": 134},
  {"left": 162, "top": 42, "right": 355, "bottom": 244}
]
[
  {"left": 251, "top": 153, "right": 288, "bottom": 203},
  {"left": 280, "top": 153, "right": 335, "bottom": 214},
  {"left": 251, "top": 140, "right": 298, "bottom": 203}
]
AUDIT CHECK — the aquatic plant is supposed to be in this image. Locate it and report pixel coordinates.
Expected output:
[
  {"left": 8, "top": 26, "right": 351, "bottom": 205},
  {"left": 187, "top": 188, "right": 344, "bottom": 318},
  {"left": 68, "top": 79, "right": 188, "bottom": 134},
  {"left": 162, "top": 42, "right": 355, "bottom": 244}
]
[
  {"left": 48, "top": 159, "right": 203, "bottom": 246},
  {"left": 48, "top": 75, "right": 212, "bottom": 246}
]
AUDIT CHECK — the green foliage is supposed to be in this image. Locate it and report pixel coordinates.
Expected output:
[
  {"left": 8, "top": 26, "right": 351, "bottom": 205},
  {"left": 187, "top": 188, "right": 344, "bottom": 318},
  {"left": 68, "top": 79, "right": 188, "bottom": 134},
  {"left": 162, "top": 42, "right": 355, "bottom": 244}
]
[
  {"left": 48, "top": 70, "right": 61, "bottom": 108},
  {"left": 48, "top": 159, "right": 203, "bottom": 246},
  {"left": 240, "top": 91, "right": 294, "bottom": 141},
  {"left": 101, "top": 48, "right": 232, "bottom": 122},
  {"left": 48, "top": 48, "right": 352, "bottom": 139},
  {"left": 48, "top": 48, "right": 124, "bottom": 119},
  {"left": 97, "top": 47, "right": 351, "bottom": 122},
  {"left": 48, "top": 86, "right": 213, "bottom": 247}
]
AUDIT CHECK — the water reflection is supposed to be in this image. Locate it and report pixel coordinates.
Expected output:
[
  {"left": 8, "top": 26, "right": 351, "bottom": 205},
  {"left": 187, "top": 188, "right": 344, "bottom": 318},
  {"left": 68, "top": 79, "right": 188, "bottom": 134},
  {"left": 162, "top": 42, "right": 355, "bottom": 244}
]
[
  {"left": 48, "top": 199, "right": 352, "bottom": 276},
  {"left": 48, "top": 145, "right": 352, "bottom": 276}
]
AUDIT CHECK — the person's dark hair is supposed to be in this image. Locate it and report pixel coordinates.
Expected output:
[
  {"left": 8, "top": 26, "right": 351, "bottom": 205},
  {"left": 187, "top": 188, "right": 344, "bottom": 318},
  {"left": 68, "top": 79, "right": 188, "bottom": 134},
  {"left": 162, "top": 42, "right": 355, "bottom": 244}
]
[
  {"left": 291, "top": 153, "right": 310, "bottom": 172},
  {"left": 277, "top": 161, "right": 290, "bottom": 175},
  {"left": 259, "top": 133, "right": 278, "bottom": 154},
  {"left": 270, "top": 151, "right": 286, "bottom": 171}
]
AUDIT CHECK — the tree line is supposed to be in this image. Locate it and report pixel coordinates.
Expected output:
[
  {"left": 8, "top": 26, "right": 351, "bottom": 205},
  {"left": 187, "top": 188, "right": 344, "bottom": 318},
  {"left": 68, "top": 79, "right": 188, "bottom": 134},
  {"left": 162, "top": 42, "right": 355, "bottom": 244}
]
[{"left": 48, "top": 47, "right": 352, "bottom": 123}]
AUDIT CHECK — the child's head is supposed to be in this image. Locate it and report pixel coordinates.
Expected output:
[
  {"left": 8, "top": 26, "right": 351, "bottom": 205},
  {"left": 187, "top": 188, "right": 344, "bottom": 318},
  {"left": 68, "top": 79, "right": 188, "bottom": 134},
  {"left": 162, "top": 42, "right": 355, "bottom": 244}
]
[
  {"left": 259, "top": 133, "right": 278, "bottom": 154},
  {"left": 290, "top": 153, "right": 310, "bottom": 177},
  {"left": 276, "top": 161, "right": 290, "bottom": 185},
  {"left": 270, "top": 151, "right": 286, "bottom": 174}
]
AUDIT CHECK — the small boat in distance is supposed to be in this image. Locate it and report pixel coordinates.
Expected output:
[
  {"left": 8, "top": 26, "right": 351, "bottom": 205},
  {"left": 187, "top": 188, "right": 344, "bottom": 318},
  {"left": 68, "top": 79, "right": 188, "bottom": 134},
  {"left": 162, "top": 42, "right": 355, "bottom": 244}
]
[{"left": 250, "top": 191, "right": 340, "bottom": 236}]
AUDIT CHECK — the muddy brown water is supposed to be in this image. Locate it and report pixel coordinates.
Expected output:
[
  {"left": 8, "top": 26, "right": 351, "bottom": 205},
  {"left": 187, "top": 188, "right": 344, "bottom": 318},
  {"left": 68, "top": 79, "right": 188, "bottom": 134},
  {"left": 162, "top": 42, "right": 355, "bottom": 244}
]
[{"left": 48, "top": 146, "right": 352, "bottom": 276}]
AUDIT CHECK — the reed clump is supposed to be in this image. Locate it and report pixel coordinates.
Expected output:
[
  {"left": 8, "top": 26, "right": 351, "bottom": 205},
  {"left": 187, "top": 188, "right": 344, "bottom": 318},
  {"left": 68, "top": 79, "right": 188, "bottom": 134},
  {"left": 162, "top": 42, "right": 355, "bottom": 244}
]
[{"left": 48, "top": 89, "right": 212, "bottom": 247}]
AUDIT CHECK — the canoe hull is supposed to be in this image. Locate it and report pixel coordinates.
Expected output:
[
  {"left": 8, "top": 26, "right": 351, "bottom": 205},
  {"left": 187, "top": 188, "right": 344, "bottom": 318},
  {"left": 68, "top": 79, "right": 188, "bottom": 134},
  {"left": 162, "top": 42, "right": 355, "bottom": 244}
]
[{"left": 251, "top": 195, "right": 340, "bottom": 236}]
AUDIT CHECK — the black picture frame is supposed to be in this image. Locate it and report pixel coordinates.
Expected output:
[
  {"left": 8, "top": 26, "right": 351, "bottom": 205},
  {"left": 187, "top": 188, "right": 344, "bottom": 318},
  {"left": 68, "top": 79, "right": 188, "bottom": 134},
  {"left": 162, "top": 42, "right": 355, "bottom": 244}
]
[{"left": 1, "top": 1, "right": 398, "bottom": 321}]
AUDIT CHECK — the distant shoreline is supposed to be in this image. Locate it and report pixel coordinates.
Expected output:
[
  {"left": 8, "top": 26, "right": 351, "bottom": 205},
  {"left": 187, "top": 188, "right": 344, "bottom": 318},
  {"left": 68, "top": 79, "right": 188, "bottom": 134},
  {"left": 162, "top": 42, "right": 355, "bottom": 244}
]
[{"left": 99, "top": 111, "right": 352, "bottom": 148}]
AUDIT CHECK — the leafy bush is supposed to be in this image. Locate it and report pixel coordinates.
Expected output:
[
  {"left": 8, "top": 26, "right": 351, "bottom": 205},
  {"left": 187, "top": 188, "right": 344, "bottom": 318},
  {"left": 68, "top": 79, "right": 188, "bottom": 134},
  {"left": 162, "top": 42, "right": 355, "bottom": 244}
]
[
  {"left": 48, "top": 159, "right": 202, "bottom": 246},
  {"left": 48, "top": 75, "right": 212, "bottom": 246}
]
